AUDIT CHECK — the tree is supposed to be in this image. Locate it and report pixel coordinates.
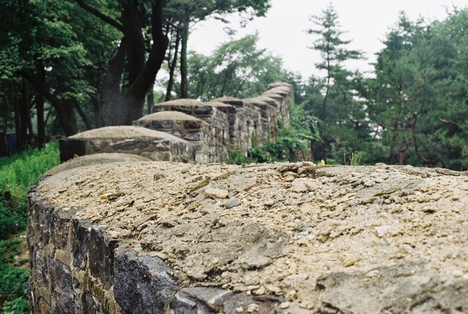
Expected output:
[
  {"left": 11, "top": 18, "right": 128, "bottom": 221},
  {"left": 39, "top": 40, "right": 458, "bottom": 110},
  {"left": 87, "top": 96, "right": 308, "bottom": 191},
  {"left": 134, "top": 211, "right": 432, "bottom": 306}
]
[
  {"left": 74, "top": 0, "right": 169, "bottom": 125},
  {"left": 363, "top": 14, "right": 441, "bottom": 165},
  {"left": 184, "top": 33, "right": 286, "bottom": 100},
  {"left": 164, "top": 0, "right": 271, "bottom": 98},
  {"left": 0, "top": 0, "right": 109, "bottom": 138},
  {"left": 306, "top": 4, "right": 362, "bottom": 121},
  {"left": 305, "top": 4, "right": 367, "bottom": 163},
  {"left": 362, "top": 10, "right": 468, "bottom": 169}
]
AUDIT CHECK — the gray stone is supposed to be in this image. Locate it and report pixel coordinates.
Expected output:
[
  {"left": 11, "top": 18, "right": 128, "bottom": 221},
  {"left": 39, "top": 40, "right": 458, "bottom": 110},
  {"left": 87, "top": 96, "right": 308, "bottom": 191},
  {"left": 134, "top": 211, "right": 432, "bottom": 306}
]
[
  {"left": 169, "top": 288, "right": 284, "bottom": 314},
  {"left": 225, "top": 197, "right": 241, "bottom": 209},
  {"left": 110, "top": 139, "right": 149, "bottom": 151},
  {"left": 194, "top": 105, "right": 213, "bottom": 115},
  {"left": 184, "top": 131, "right": 204, "bottom": 141},
  {"left": 313, "top": 262, "right": 468, "bottom": 313},
  {"left": 49, "top": 259, "right": 75, "bottom": 313},
  {"left": 152, "top": 120, "right": 174, "bottom": 129},
  {"left": 72, "top": 219, "right": 91, "bottom": 269},
  {"left": 89, "top": 227, "right": 118, "bottom": 289},
  {"left": 81, "top": 291, "right": 104, "bottom": 314},
  {"left": 34, "top": 250, "right": 48, "bottom": 284},
  {"left": 114, "top": 250, "right": 178, "bottom": 314}
]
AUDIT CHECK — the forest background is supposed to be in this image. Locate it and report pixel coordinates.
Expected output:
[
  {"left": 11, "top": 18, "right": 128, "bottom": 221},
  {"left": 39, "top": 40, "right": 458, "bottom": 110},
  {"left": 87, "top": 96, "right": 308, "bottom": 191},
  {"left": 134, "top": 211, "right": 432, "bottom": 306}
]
[
  {"left": 1, "top": 1, "right": 468, "bottom": 312},
  {"left": 2, "top": 0, "right": 468, "bottom": 169}
]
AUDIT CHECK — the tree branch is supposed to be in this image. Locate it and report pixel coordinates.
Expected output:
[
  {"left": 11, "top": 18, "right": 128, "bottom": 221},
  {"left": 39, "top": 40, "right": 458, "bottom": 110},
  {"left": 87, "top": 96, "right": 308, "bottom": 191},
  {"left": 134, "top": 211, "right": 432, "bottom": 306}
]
[{"left": 75, "top": 0, "right": 123, "bottom": 32}]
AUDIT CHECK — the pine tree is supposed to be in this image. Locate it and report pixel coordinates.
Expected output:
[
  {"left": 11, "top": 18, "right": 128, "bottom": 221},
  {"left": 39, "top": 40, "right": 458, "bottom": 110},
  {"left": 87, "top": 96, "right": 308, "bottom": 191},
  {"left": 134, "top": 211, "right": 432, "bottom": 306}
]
[{"left": 306, "top": 4, "right": 367, "bottom": 163}]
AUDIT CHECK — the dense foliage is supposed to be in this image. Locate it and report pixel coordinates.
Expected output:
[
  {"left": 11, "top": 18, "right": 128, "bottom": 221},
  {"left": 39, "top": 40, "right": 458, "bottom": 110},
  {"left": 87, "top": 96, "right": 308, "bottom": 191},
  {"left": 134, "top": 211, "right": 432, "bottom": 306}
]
[
  {"left": 2, "top": 1, "right": 467, "bottom": 168},
  {"left": 296, "top": 6, "right": 468, "bottom": 169}
]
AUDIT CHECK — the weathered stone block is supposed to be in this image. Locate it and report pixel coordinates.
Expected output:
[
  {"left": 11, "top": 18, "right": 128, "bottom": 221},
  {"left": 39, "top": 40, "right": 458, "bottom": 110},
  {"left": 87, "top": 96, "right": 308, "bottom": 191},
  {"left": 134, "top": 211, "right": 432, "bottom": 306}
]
[
  {"left": 81, "top": 291, "right": 104, "bottom": 314},
  {"left": 49, "top": 259, "right": 75, "bottom": 313},
  {"left": 183, "top": 120, "right": 202, "bottom": 129},
  {"left": 89, "top": 227, "right": 118, "bottom": 289},
  {"left": 170, "top": 106, "right": 193, "bottom": 114},
  {"left": 72, "top": 219, "right": 91, "bottom": 269},
  {"left": 194, "top": 105, "right": 213, "bottom": 115},
  {"left": 152, "top": 120, "right": 174, "bottom": 129},
  {"left": 34, "top": 250, "right": 48, "bottom": 285},
  {"left": 110, "top": 139, "right": 149, "bottom": 151},
  {"left": 183, "top": 131, "right": 204, "bottom": 141},
  {"left": 114, "top": 250, "right": 178, "bottom": 314}
]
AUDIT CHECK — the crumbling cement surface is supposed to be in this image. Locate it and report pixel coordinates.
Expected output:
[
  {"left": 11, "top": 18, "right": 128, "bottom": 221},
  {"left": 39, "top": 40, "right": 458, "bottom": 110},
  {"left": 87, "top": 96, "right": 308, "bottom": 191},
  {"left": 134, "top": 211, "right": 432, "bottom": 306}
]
[
  {"left": 44, "top": 153, "right": 151, "bottom": 176},
  {"left": 37, "top": 161, "right": 468, "bottom": 312}
]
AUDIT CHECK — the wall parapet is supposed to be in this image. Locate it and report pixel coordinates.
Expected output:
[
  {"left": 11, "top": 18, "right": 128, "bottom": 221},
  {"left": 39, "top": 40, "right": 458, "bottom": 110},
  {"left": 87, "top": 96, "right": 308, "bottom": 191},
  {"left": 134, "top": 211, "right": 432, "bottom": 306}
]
[
  {"left": 28, "top": 160, "right": 468, "bottom": 313},
  {"left": 59, "top": 83, "right": 293, "bottom": 163}
]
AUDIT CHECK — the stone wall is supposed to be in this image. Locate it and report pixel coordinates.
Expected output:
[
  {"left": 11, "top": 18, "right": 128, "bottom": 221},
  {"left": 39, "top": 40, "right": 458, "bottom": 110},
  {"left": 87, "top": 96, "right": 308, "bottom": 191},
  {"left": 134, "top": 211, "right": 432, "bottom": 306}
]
[
  {"left": 28, "top": 161, "right": 468, "bottom": 313},
  {"left": 27, "top": 169, "right": 285, "bottom": 313},
  {"left": 59, "top": 126, "right": 195, "bottom": 163},
  {"left": 59, "top": 83, "right": 293, "bottom": 163}
]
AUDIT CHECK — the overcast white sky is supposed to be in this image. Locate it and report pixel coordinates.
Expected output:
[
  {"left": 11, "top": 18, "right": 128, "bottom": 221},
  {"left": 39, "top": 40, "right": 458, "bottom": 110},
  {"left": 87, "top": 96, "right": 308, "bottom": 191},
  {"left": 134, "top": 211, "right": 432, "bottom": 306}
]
[{"left": 188, "top": 0, "right": 468, "bottom": 78}]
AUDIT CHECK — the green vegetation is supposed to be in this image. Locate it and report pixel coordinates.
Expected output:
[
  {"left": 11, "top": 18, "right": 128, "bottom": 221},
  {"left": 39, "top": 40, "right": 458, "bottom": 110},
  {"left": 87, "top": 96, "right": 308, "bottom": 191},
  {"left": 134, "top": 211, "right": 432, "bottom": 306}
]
[
  {"left": 230, "top": 105, "right": 320, "bottom": 164},
  {"left": 0, "top": 142, "right": 60, "bottom": 313},
  {"left": 3, "top": 1, "right": 468, "bottom": 169},
  {"left": 293, "top": 5, "right": 468, "bottom": 169}
]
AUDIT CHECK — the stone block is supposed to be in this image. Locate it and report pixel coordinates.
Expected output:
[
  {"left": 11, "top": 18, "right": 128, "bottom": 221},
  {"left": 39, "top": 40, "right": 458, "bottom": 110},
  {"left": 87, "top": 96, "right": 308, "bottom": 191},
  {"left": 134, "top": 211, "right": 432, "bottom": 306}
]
[
  {"left": 184, "top": 131, "right": 204, "bottom": 141},
  {"left": 110, "top": 139, "right": 149, "bottom": 151},
  {"left": 73, "top": 220, "right": 91, "bottom": 269},
  {"left": 89, "top": 140, "right": 108, "bottom": 151},
  {"left": 194, "top": 105, "right": 213, "bottom": 115},
  {"left": 114, "top": 250, "right": 178, "bottom": 314},
  {"left": 170, "top": 105, "right": 193, "bottom": 114},
  {"left": 89, "top": 227, "right": 118, "bottom": 289},
  {"left": 60, "top": 138, "right": 86, "bottom": 162},
  {"left": 34, "top": 250, "right": 48, "bottom": 285},
  {"left": 170, "top": 288, "right": 284, "bottom": 313},
  {"left": 183, "top": 120, "right": 202, "bottom": 129},
  {"left": 49, "top": 259, "right": 75, "bottom": 313},
  {"left": 152, "top": 120, "right": 174, "bottom": 129},
  {"left": 81, "top": 291, "right": 104, "bottom": 314}
]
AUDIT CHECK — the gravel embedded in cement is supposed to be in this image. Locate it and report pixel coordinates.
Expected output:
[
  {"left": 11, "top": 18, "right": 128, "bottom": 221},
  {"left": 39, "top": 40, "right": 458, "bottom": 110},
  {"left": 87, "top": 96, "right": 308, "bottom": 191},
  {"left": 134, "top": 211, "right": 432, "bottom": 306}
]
[{"left": 36, "top": 161, "right": 468, "bottom": 305}]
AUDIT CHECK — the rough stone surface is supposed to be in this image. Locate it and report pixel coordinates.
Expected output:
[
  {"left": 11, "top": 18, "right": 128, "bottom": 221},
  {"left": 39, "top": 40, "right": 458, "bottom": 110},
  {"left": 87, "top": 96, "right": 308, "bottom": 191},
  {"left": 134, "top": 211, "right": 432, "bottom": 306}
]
[
  {"left": 114, "top": 250, "right": 178, "bottom": 314},
  {"left": 44, "top": 153, "right": 151, "bottom": 176},
  {"left": 28, "top": 161, "right": 468, "bottom": 313}
]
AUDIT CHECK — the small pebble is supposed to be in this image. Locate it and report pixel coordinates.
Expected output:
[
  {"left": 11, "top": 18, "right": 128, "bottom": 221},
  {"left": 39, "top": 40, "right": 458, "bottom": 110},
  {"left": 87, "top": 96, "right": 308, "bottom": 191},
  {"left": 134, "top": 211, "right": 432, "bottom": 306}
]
[
  {"left": 225, "top": 197, "right": 242, "bottom": 209},
  {"left": 247, "top": 303, "right": 259, "bottom": 312},
  {"left": 280, "top": 302, "right": 290, "bottom": 309}
]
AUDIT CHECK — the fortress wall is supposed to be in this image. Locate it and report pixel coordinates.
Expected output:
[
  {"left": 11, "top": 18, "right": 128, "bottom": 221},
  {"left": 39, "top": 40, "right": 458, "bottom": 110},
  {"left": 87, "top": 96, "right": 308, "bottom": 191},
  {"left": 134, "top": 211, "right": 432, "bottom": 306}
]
[
  {"left": 59, "top": 126, "right": 195, "bottom": 163},
  {"left": 27, "top": 165, "right": 285, "bottom": 314},
  {"left": 59, "top": 83, "right": 293, "bottom": 164}
]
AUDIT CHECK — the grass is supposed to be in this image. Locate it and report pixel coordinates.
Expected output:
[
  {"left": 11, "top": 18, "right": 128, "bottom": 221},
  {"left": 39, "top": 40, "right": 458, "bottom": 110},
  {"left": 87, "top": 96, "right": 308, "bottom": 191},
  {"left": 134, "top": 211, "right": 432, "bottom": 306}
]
[{"left": 0, "top": 141, "right": 60, "bottom": 313}]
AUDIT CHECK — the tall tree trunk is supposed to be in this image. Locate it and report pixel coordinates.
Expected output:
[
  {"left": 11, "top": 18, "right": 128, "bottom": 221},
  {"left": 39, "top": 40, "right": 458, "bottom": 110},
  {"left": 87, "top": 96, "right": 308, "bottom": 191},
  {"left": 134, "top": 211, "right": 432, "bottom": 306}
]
[
  {"left": 147, "top": 88, "right": 154, "bottom": 115},
  {"left": 77, "top": 1, "right": 168, "bottom": 125},
  {"left": 14, "top": 87, "right": 25, "bottom": 152},
  {"left": 105, "top": 38, "right": 127, "bottom": 125},
  {"left": 3, "top": 96, "right": 10, "bottom": 157},
  {"left": 20, "top": 70, "right": 78, "bottom": 136},
  {"left": 74, "top": 100, "right": 93, "bottom": 130},
  {"left": 105, "top": 3, "right": 168, "bottom": 125},
  {"left": 180, "top": 12, "right": 189, "bottom": 98},
  {"left": 91, "top": 95, "right": 102, "bottom": 128},
  {"left": 166, "top": 29, "right": 181, "bottom": 101},
  {"left": 122, "top": 2, "right": 169, "bottom": 124},
  {"left": 23, "top": 80, "right": 34, "bottom": 146},
  {"left": 36, "top": 92, "right": 45, "bottom": 149}
]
